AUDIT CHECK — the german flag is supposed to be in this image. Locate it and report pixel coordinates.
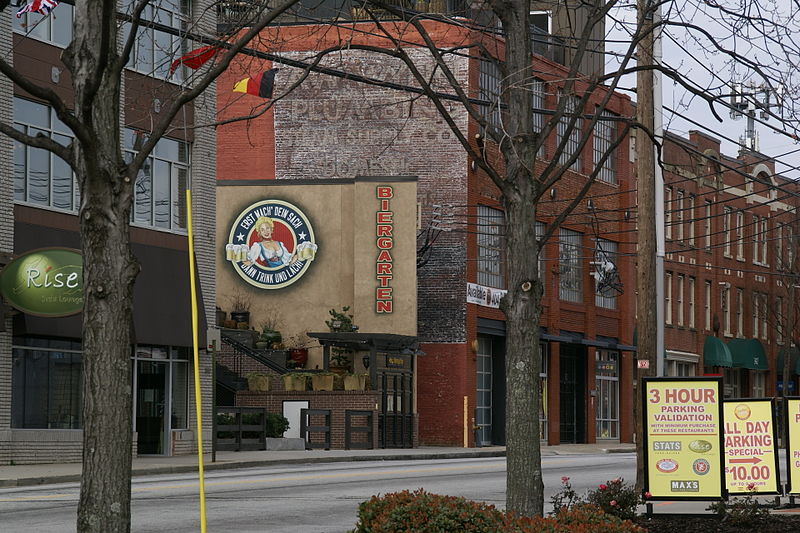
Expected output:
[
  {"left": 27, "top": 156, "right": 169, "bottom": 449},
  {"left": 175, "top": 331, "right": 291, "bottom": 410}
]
[{"left": 233, "top": 68, "right": 278, "bottom": 99}]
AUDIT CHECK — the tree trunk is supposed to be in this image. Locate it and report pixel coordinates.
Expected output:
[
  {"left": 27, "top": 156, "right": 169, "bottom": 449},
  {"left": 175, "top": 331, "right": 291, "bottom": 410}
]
[
  {"left": 495, "top": 0, "right": 544, "bottom": 516},
  {"left": 64, "top": 4, "right": 139, "bottom": 532}
]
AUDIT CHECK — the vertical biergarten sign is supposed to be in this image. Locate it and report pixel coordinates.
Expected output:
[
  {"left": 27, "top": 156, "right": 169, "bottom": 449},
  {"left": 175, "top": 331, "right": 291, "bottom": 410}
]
[
  {"left": 723, "top": 399, "right": 779, "bottom": 494},
  {"left": 643, "top": 377, "right": 725, "bottom": 500},
  {"left": 375, "top": 185, "right": 394, "bottom": 313}
]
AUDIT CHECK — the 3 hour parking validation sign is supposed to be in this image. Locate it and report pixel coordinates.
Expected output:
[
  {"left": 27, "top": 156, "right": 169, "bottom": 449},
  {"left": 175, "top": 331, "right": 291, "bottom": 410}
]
[
  {"left": 723, "top": 399, "right": 779, "bottom": 494},
  {"left": 643, "top": 377, "right": 725, "bottom": 500}
]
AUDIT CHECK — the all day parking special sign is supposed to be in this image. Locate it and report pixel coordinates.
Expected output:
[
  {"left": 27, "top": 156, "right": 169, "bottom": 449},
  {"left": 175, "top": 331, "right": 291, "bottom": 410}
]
[
  {"left": 723, "top": 399, "right": 779, "bottom": 494},
  {"left": 643, "top": 377, "right": 725, "bottom": 500}
]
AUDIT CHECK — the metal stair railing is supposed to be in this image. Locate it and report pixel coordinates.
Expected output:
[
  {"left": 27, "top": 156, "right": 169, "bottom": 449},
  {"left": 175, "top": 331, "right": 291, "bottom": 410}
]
[{"left": 220, "top": 331, "right": 288, "bottom": 374}]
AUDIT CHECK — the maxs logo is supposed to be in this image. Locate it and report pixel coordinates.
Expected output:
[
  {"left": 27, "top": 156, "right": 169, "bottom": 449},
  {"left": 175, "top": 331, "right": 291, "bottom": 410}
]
[{"left": 670, "top": 480, "right": 700, "bottom": 492}]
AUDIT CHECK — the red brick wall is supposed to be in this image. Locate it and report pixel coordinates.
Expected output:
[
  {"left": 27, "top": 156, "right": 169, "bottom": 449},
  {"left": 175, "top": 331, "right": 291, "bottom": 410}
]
[{"left": 417, "top": 342, "right": 470, "bottom": 446}]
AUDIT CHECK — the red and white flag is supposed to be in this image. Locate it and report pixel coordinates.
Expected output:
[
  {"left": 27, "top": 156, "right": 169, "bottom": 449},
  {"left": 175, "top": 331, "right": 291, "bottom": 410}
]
[{"left": 16, "top": 0, "right": 59, "bottom": 17}]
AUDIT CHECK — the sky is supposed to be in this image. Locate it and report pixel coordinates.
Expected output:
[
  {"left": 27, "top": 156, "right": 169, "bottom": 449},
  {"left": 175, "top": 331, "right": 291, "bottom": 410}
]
[{"left": 606, "top": 0, "right": 800, "bottom": 180}]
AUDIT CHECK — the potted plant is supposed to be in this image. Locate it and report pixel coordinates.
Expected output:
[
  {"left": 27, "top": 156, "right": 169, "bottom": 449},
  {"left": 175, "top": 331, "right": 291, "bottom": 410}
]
[
  {"left": 326, "top": 306, "right": 358, "bottom": 373},
  {"left": 226, "top": 289, "right": 251, "bottom": 329},
  {"left": 344, "top": 372, "right": 369, "bottom": 391},
  {"left": 245, "top": 372, "right": 271, "bottom": 392},
  {"left": 284, "top": 333, "right": 311, "bottom": 368},
  {"left": 311, "top": 371, "right": 335, "bottom": 391},
  {"left": 256, "top": 326, "right": 283, "bottom": 350},
  {"left": 281, "top": 372, "right": 309, "bottom": 391}
]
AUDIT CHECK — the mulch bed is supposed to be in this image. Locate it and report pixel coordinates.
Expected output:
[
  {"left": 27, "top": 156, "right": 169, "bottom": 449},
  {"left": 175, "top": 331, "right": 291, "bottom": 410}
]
[{"left": 633, "top": 514, "right": 800, "bottom": 532}]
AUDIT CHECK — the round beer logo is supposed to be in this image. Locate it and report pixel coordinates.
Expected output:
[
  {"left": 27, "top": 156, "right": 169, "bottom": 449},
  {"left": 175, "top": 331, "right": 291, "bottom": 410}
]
[
  {"left": 692, "top": 458, "right": 710, "bottom": 475},
  {"left": 226, "top": 199, "right": 318, "bottom": 289}
]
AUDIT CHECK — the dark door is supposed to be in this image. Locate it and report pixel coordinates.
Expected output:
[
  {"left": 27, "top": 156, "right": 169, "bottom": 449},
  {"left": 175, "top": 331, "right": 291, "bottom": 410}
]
[
  {"left": 559, "top": 344, "right": 586, "bottom": 443},
  {"left": 136, "top": 361, "right": 167, "bottom": 454},
  {"left": 377, "top": 351, "right": 414, "bottom": 448}
]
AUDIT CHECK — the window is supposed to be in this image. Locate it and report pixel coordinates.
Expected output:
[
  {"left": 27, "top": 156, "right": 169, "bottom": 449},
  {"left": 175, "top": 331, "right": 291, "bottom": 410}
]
[
  {"left": 559, "top": 228, "right": 583, "bottom": 302},
  {"left": 667, "top": 359, "right": 696, "bottom": 377},
  {"left": 556, "top": 94, "right": 582, "bottom": 171},
  {"left": 704, "top": 281, "right": 711, "bottom": 331},
  {"left": 665, "top": 187, "right": 673, "bottom": 240},
  {"left": 777, "top": 297, "right": 784, "bottom": 344},
  {"left": 777, "top": 224, "right": 784, "bottom": 269},
  {"left": 593, "top": 109, "right": 616, "bottom": 184},
  {"left": 722, "top": 285, "right": 731, "bottom": 336},
  {"left": 723, "top": 368, "right": 741, "bottom": 398},
  {"left": 761, "top": 218, "right": 768, "bottom": 264},
  {"left": 595, "top": 350, "right": 619, "bottom": 439},
  {"left": 676, "top": 189, "right": 684, "bottom": 242},
  {"left": 753, "top": 215, "right": 761, "bottom": 263},
  {"left": 478, "top": 57, "right": 502, "bottom": 133},
  {"left": 688, "top": 195, "right": 695, "bottom": 246},
  {"left": 723, "top": 207, "right": 732, "bottom": 257},
  {"left": 531, "top": 79, "right": 545, "bottom": 135},
  {"left": 14, "top": 98, "right": 77, "bottom": 211},
  {"left": 536, "top": 221, "right": 545, "bottom": 295},
  {"left": 476, "top": 205, "right": 505, "bottom": 289},
  {"left": 752, "top": 371, "right": 766, "bottom": 397},
  {"left": 704, "top": 200, "right": 712, "bottom": 251},
  {"left": 123, "top": 0, "right": 190, "bottom": 80},
  {"left": 677, "top": 274, "right": 684, "bottom": 326},
  {"left": 761, "top": 293, "right": 768, "bottom": 340},
  {"left": 594, "top": 238, "right": 618, "bottom": 309},
  {"left": 12, "top": 2, "right": 74, "bottom": 46},
  {"left": 736, "top": 288, "right": 743, "bottom": 336},
  {"left": 688, "top": 277, "right": 696, "bottom": 329},
  {"left": 11, "top": 338, "right": 83, "bottom": 429},
  {"left": 736, "top": 211, "right": 744, "bottom": 260},
  {"left": 665, "top": 272, "right": 673, "bottom": 325},
  {"left": 124, "top": 129, "right": 189, "bottom": 231},
  {"left": 753, "top": 291, "right": 760, "bottom": 339},
  {"left": 539, "top": 343, "right": 548, "bottom": 439}
]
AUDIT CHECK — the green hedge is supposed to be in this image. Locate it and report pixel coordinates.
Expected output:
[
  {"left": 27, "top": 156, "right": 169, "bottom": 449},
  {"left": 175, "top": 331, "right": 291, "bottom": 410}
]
[{"left": 350, "top": 490, "right": 643, "bottom": 533}]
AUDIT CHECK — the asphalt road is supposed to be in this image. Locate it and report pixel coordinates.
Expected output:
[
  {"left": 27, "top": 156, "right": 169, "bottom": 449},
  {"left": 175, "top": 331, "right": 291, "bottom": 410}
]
[{"left": 0, "top": 453, "right": 637, "bottom": 533}]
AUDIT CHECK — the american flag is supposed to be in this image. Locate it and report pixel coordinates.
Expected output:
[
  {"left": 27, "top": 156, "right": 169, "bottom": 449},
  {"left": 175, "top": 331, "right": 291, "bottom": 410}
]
[{"left": 16, "top": 0, "right": 59, "bottom": 17}]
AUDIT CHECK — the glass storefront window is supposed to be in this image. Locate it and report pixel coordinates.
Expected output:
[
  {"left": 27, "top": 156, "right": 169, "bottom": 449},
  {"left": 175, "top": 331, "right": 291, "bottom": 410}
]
[{"left": 595, "top": 349, "right": 619, "bottom": 439}]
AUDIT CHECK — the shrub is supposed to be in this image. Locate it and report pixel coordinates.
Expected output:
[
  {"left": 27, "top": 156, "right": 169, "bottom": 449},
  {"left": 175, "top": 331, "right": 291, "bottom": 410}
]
[
  {"left": 585, "top": 477, "right": 641, "bottom": 520},
  {"left": 706, "top": 483, "right": 770, "bottom": 525},
  {"left": 550, "top": 476, "right": 582, "bottom": 514},
  {"left": 350, "top": 490, "right": 644, "bottom": 533},
  {"left": 264, "top": 412, "right": 290, "bottom": 438}
]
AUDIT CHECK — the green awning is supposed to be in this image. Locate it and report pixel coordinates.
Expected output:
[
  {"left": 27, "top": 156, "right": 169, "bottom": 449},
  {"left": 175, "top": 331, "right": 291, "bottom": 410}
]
[
  {"left": 703, "top": 335, "right": 733, "bottom": 367},
  {"left": 777, "top": 347, "right": 800, "bottom": 376},
  {"left": 727, "top": 338, "right": 768, "bottom": 370}
]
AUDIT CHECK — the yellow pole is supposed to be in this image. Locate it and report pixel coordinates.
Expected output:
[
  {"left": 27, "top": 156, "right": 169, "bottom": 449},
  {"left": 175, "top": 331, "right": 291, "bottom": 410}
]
[
  {"left": 186, "top": 189, "right": 208, "bottom": 532},
  {"left": 463, "top": 396, "right": 469, "bottom": 448}
]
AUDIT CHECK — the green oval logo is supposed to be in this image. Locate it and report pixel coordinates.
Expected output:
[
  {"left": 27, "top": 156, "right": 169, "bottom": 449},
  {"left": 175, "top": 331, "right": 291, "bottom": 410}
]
[{"left": 0, "top": 247, "right": 83, "bottom": 317}]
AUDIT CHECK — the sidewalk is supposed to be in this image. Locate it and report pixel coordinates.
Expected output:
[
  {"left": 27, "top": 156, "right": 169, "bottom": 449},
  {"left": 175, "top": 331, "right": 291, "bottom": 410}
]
[{"left": 0, "top": 442, "right": 634, "bottom": 489}]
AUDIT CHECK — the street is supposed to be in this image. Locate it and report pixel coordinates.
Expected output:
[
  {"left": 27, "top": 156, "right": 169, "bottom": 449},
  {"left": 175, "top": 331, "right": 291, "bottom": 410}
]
[{"left": 0, "top": 453, "right": 636, "bottom": 532}]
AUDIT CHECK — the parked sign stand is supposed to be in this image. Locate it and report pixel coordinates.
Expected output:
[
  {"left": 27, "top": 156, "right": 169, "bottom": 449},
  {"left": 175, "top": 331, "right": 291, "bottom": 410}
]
[
  {"left": 642, "top": 377, "right": 726, "bottom": 507},
  {"left": 785, "top": 397, "right": 800, "bottom": 495},
  {"left": 723, "top": 399, "right": 780, "bottom": 495}
]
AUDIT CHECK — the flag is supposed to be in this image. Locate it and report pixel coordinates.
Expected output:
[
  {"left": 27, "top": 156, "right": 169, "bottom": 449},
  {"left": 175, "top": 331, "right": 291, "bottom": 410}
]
[
  {"left": 233, "top": 68, "right": 278, "bottom": 99},
  {"left": 16, "top": 0, "right": 58, "bottom": 17},
  {"left": 169, "top": 46, "right": 220, "bottom": 76}
]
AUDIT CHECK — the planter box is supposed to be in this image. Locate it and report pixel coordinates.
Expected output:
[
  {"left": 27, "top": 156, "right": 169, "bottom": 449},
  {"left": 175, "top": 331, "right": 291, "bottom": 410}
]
[
  {"left": 266, "top": 437, "right": 305, "bottom": 451},
  {"left": 282, "top": 374, "right": 308, "bottom": 391},
  {"left": 247, "top": 374, "right": 271, "bottom": 392},
  {"left": 311, "top": 374, "right": 334, "bottom": 391},
  {"left": 344, "top": 374, "right": 368, "bottom": 391}
]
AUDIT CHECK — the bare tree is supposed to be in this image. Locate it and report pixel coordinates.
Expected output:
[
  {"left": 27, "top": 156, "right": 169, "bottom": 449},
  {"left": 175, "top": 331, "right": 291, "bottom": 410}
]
[{"left": 0, "top": 1, "right": 301, "bottom": 531}]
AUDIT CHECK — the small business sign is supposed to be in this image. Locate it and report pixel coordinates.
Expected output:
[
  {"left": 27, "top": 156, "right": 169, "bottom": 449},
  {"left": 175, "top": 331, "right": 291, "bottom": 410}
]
[
  {"left": 596, "top": 360, "right": 618, "bottom": 373},
  {"left": 785, "top": 398, "right": 800, "bottom": 494},
  {"left": 643, "top": 377, "right": 725, "bottom": 500},
  {"left": 637, "top": 359, "right": 650, "bottom": 369},
  {"left": 0, "top": 247, "right": 84, "bottom": 317},
  {"left": 466, "top": 282, "right": 507, "bottom": 309},
  {"left": 723, "top": 399, "right": 779, "bottom": 494}
]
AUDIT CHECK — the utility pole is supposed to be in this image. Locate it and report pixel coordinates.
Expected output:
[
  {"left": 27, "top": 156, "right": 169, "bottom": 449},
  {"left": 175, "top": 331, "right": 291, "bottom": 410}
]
[{"left": 634, "top": 0, "right": 658, "bottom": 492}]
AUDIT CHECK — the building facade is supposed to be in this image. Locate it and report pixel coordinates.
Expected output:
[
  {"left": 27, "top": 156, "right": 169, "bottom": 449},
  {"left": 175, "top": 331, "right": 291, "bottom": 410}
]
[
  {"left": 0, "top": 2, "right": 217, "bottom": 464},
  {"left": 661, "top": 130, "right": 800, "bottom": 397}
]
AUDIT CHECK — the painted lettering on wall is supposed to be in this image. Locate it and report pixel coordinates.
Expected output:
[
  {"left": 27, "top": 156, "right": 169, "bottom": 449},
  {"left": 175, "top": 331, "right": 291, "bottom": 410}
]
[{"left": 376, "top": 186, "right": 394, "bottom": 313}]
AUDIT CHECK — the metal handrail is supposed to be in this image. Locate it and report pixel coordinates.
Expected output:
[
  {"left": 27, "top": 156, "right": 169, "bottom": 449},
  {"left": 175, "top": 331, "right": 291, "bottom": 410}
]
[{"left": 220, "top": 331, "right": 289, "bottom": 374}]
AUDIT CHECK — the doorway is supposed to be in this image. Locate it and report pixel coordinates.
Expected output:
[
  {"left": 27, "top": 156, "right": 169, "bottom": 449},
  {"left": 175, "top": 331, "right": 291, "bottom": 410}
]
[
  {"left": 559, "top": 344, "right": 586, "bottom": 443},
  {"left": 136, "top": 360, "right": 168, "bottom": 454}
]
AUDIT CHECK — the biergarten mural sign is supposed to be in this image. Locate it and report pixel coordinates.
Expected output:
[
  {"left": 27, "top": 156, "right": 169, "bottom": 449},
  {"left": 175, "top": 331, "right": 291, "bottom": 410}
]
[
  {"left": 0, "top": 247, "right": 84, "bottom": 317},
  {"left": 723, "top": 399, "right": 779, "bottom": 494},
  {"left": 642, "top": 377, "right": 725, "bottom": 500},
  {"left": 226, "top": 199, "right": 318, "bottom": 289}
]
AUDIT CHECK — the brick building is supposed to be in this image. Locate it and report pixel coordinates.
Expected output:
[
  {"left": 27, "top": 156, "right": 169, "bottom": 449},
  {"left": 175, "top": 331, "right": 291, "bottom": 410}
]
[
  {"left": 216, "top": 6, "right": 638, "bottom": 447},
  {"left": 0, "top": 2, "right": 218, "bottom": 464},
  {"left": 660, "top": 130, "right": 800, "bottom": 396}
]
